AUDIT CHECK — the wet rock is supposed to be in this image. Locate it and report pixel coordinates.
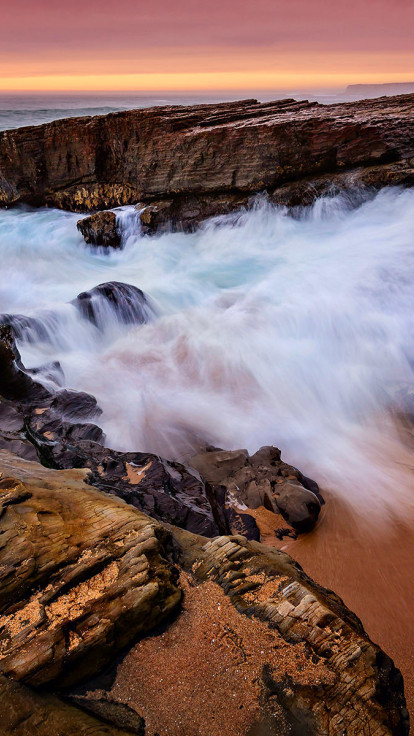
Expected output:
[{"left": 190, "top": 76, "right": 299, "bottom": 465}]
[
  {"left": 1, "top": 95, "right": 413, "bottom": 220},
  {"left": 72, "top": 281, "right": 153, "bottom": 328},
  {"left": 50, "top": 389, "right": 101, "bottom": 421},
  {"left": 0, "top": 312, "right": 55, "bottom": 343},
  {"left": 188, "top": 446, "right": 322, "bottom": 537},
  {"left": 0, "top": 325, "right": 51, "bottom": 403},
  {"left": 274, "top": 482, "right": 321, "bottom": 532},
  {"left": 77, "top": 210, "right": 121, "bottom": 248}
]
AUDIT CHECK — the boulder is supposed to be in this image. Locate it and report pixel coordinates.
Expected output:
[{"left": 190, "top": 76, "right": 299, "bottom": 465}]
[
  {"left": 77, "top": 211, "right": 121, "bottom": 248},
  {"left": 274, "top": 481, "right": 321, "bottom": 532},
  {"left": 72, "top": 281, "right": 153, "bottom": 328},
  {"left": 188, "top": 446, "right": 323, "bottom": 537}
]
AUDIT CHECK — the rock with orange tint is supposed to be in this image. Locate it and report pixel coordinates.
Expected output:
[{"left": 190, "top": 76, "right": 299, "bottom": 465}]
[
  {"left": 0, "top": 450, "right": 409, "bottom": 735},
  {"left": 0, "top": 451, "right": 181, "bottom": 689},
  {"left": 0, "top": 95, "right": 414, "bottom": 228},
  {"left": 77, "top": 210, "right": 121, "bottom": 248}
]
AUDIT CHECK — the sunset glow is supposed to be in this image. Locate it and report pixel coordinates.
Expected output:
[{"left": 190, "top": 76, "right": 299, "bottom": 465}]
[{"left": 2, "top": 0, "right": 414, "bottom": 92}]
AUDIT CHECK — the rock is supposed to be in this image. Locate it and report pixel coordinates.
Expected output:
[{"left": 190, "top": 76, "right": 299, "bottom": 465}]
[
  {"left": 0, "top": 325, "right": 51, "bottom": 403},
  {"left": 50, "top": 389, "right": 101, "bottom": 421},
  {"left": 0, "top": 95, "right": 413, "bottom": 225},
  {"left": 77, "top": 210, "right": 121, "bottom": 248},
  {"left": 0, "top": 451, "right": 408, "bottom": 735},
  {"left": 0, "top": 676, "right": 141, "bottom": 736},
  {"left": 274, "top": 481, "right": 321, "bottom": 532},
  {"left": 72, "top": 281, "right": 153, "bottom": 328},
  {"left": 0, "top": 452, "right": 181, "bottom": 688},
  {"left": 188, "top": 446, "right": 322, "bottom": 536}
]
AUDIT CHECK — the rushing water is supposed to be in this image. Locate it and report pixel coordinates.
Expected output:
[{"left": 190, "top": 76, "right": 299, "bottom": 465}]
[{"left": 1, "top": 188, "right": 414, "bottom": 519}]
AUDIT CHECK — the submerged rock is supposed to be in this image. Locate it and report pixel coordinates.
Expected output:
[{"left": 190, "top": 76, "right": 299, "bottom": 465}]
[
  {"left": 72, "top": 281, "right": 153, "bottom": 328},
  {"left": 77, "top": 210, "right": 121, "bottom": 248}
]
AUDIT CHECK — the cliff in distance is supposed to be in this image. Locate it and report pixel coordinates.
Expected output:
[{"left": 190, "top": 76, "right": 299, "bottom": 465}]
[{"left": 0, "top": 94, "right": 413, "bottom": 227}]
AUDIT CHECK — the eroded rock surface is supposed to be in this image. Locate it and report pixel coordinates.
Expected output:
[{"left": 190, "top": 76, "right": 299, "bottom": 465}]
[
  {"left": 189, "top": 446, "right": 323, "bottom": 535},
  {"left": 77, "top": 210, "right": 121, "bottom": 248},
  {"left": 0, "top": 95, "right": 413, "bottom": 228},
  {"left": 0, "top": 452, "right": 408, "bottom": 736}
]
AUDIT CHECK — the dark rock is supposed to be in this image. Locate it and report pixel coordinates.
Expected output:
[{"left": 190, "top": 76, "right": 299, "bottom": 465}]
[
  {"left": 274, "top": 482, "right": 321, "bottom": 532},
  {"left": 0, "top": 325, "right": 51, "bottom": 403},
  {"left": 77, "top": 210, "right": 121, "bottom": 248},
  {"left": 72, "top": 281, "right": 153, "bottom": 328},
  {"left": 188, "top": 445, "right": 322, "bottom": 535},
  {"left": 0, "top": 675, "right": 139, "bottom": 736},
  {"left": 50, "top": 389, "right": 101, "bottom": 421},
  {"left": 68, "top": 694, "right": 145, "bottom": 735},
  {"left": 224, "top": 506, "right": 261, "bottom": 541}
]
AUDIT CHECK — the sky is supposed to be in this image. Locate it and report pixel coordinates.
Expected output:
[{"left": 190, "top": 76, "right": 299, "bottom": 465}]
[{"left": 1, "top": 0, "right": 414, "bottom": 92}]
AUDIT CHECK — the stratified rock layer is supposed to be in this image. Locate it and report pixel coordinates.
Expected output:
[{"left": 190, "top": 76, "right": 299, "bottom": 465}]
[
  {"left": 0, "top": 453, "right": 181, "bottom": 688},
  {"left": 0, "top": 451, "right": 409, "bottom": 736},
  {"left": 0, "top": 96, "right": 413, "bottom": 225}
]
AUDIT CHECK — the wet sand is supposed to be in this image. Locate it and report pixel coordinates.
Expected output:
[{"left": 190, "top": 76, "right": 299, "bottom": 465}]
[{"left": 285, "top": 496, "right": 414, "bottom": 717}]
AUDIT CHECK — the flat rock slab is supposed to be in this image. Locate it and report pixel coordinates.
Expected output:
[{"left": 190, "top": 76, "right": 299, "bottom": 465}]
[{"left": 0, "top": 95, "right": 413, "bottom": 223}]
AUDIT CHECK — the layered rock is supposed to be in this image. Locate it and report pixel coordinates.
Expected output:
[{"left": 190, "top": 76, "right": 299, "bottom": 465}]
[
  {"left": 0, "top": 451, "right": 408, "bottom": 736},
  {"left": 77, "top": 210, "right": 121, "bottom": 248},
  {"left": 0, "top": 96, "right": 413, "bottom": 230}
]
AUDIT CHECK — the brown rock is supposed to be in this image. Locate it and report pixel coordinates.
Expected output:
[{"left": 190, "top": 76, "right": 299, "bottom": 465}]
[
  {"left": 188, "top": 446, "right": 322, "bottom": 536},
  {"left": 0, "top": 96, "right": 413, "bottom": 228},
  {"left": 0, "top": 451, "right": 408, "bottom": 735},
  {"left": 0, "top": 451, "right": 181, "bottom": 688},
  {"left": 77, "top": 210, "right": 121, "bottom": 248},
  {"left": 0, "top": 675, "right": 141, "bottom": 736}
]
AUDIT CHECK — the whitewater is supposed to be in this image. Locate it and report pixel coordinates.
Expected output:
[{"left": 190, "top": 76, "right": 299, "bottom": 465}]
[{"left": 1, "top": 187, "right": 414, "bottom": 517}]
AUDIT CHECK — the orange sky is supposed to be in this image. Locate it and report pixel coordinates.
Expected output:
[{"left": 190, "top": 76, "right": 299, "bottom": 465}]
[{"left": 1, "top": 0, "right": 414, "bottom": 92}]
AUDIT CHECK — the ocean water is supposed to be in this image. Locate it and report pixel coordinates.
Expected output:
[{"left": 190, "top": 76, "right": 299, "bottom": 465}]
[
  {"left": 0, "top": 89, "right": 358, "bottom": 132},
  {"left": 1, "top": 188, "right": 414, "bottom": 517}
]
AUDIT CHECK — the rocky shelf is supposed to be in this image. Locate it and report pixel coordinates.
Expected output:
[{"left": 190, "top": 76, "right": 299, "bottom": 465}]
[{"left": 0, "top": 95, "right": 413, "bottom": 231}]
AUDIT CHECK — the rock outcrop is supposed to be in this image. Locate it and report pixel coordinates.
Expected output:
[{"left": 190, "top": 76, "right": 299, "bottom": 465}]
[
  {"left": 0, "top": 325, "right": 323, "bottom": 540},
  {"left": 0, "top": 95, "right": 413, "bottom": 229},
  {"left": 77, "top": 210, "right": 121, "bottom": 248},
  {"left": 72, "top": 281, "right": 154, "bottom": 328},
  {"left": 189, "top": 446, "right": 322, "bottom": 535},
  {"left": 0, "top": 451, "right": 408, "bottom": 736}
]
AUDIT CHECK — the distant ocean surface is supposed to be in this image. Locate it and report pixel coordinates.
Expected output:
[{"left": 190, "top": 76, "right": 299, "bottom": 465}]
[{"left": 0, "top": 89, "right": 361, "bottom": 132}]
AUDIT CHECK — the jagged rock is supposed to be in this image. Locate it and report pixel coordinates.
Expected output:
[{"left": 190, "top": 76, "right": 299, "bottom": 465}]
[
  {"left": 189, "top": 446, "right": 322, "bottom": 536},
  {"left": 72, "top": 281, "right": 153, "bottom": 328},
  {"left": 0, "top": 451, "right": 408, "bottom": 735},
  {"left": 0, "top": 325, "right": 51, "bottom": 403},
  {"left": 0, "top": 452, "right": 181, "bottom": 688},
  {"left": 77, "top": 211, "right": 121, "bottom": 248},
  {"left": 0, "top": 96, "right": 413, "bottom": 227}
]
